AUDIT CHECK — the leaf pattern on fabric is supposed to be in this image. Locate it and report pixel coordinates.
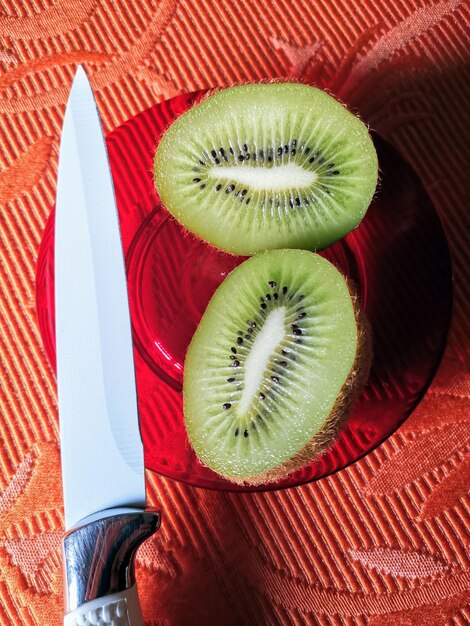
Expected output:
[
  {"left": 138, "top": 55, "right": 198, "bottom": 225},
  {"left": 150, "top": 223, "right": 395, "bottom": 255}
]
[
  {"left": 243, "top": 550, "right": 469, "bottom": 617},
  {"left": 368, "top": 590, "right": 470, "bottom": 625},
  {"left": 399, "top": 394, "right": 470, "bottom": 437},
  {"left": 348, "top": 547, "right": 450, "bottom": 579},
  {"left": 329, "top": 25, "right": 381, "bottom": 93},
  {"left": 338, "top": 0, "right": 465, "bottom": 97},
  {"left": 0, "top": 0, "right": 99, "bottom": 39},
  {"left": 0, "top": 0, "right": 468, "bottom": 623},
  {"left": 270, "top": 37, "right": 324, "bottom": 78},
  {"left": 0, "top": 531, "right": 61, "bottom": 593},
  {"left": 0, "top": 452, "right": 35, "bottom": 515},
  {"left": 419, "top": 455, "right": 470, "bottom": 519},
  {"left": 137, "top": 536, "right": 182, "bottom": 578},
  {"left": 0, "top": 443, "right": 62, "bottom": 529},
  {"left": 0, "top": 137, "right": 54, "bottom": 205},
  {"left": 0, "top": 0, "right": 179, "bottom": 116},
  {"left": 363, "top": 423, "right": 469, "bottom": 496}
]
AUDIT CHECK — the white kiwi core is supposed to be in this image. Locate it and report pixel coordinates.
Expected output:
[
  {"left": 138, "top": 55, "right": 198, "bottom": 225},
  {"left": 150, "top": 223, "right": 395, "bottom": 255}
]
[
  {"left": 237, "top": 306, "right": 286, "bottom": 414},
  {"left": 208, "top": 163, "right": 318, "bottom": 191}
]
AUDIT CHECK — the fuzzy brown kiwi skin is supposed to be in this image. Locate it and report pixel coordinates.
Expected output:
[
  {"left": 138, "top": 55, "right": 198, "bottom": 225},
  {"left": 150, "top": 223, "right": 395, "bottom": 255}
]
[{"left": 195, "top": 283, "right": 372, "bottom": 486}]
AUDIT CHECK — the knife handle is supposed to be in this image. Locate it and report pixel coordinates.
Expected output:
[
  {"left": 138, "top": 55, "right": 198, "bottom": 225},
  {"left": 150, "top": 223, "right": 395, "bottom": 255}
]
[
  {"left": 63, "top": 585, "right": 143, "bottom": 625},
  {"left": 63, "top": 509, "right": 160, "bottom": 625}
]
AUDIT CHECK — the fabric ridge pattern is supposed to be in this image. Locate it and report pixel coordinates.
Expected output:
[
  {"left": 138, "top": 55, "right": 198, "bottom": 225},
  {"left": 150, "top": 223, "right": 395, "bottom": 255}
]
[{"left": 0, "top": 0, "right": 469, "bottom": 624}]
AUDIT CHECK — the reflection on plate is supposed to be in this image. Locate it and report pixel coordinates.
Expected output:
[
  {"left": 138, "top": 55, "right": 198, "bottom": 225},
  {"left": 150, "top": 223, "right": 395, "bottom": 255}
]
[{"left": 36, "top": 91, "right": 452, "bottom": 491}]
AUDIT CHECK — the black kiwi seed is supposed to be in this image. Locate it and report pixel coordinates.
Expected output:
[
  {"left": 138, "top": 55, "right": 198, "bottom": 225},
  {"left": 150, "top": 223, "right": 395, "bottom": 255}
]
[
  {"left": 241, "top": 189, "right": 247, "bottom": 196},
  {"left": 305, "top": 147, "right": 311, "bottom": 154},
  {"left": 259, "top": 393, "right": 265, "bottom": 400},
  {"left": 246, "top": 198, "right": 250, "bottom": 205},
  {"left": 297, "top": 312, "right": 306, "bottom": 318},
  {"left": 282, "top": 286, "right": 288, "bottom": 294},
  {"left": 219, "top": 148, "right": 225, "bottom": 156},
  {"left": 291, "top": 149, "right": 296, "bottom": 155},
  {"left": 223, "top": 403, "right": 231, "bottom": 409},
  {"left": 327, "top": 163, "right": 334, "bottom": 169},
  {"left": 251, "top": 421, "right": 257, "bottom": 430},
  {"left": 237, "top": 337, "right": 243, "bottom": 345},
  {"left": 226, "top": 185, "right": 235, "bottom": 193},
  {"left": 292, "top": 325, "right": 302, "bottom": 336},
  {"left": 260, "top": 303, "right": 267, "bottom": 309},
  {"left": 229, "top": 147, "right": 234, "bottom": 155},
  {"left": 238, "top": 155, "right": 244, "bottom": 162},
  {"left": 231, "top": 347, "right": 237, "bottom": 354},
  {"left": 214, "top": 158, "right": 220, "bottom": 164},
  {"left": 211, "top": 149, "right": 217, "bottom": 158},
  {"left": 319, "top": 157, "right": 325, "bottom": 164},
  {"left": 232, "top": 360, "right": 240, "bottom": 367},
  {"left": 266, "top": 294, "right": 271, "bottom": 301},
  {"left": 268, "top": 281, "right": 276, "bottom": 287},
  {"left": 200, "top": 184, "right": 206, "bottom": 189},
  {"left": 271, "top": 376, "right": 279, "bottom": 383},
  {"left": 243, "top": 143, "right": 248, "bottom": 151},
  {"left": 227, "top": 377, "right": 235, "bottom": 383},
  {"left": 244, "top": 429, "right": 249, "bottom": 438},
  {"left": 216, "top": 184, "right": 222, "bottom": 191},
  {"left": 244, "top": 334, "right": 250, "bottom": 340},
  {"left": 284, "top": 144, "right": 289, "bottom": 153},
  {"left": 193, "top": 178, "right": 201, "bottom": 183},
  {"left": 273, "top": 293, "right": 278, "bottom": 300},
  {"left": 277, "top": 147, "right": 282, "bottom": 156},
  {"left": 199, "top": 160, "right": 206, "bottom": 166},
  {"left": 234, "top": 428, "right": 239, "bottom": 437},
  {"left": 230, "top": 355, "right": 236, "bottom": 360},
  {"left": 309, "top": 156, "right": 315, "bottom": 163},
  {"left": 247, "top": 327, "right": 253, "bottom": 333},
  {"left": 251, "top": 322, "right": 256, "bottom": 328}
]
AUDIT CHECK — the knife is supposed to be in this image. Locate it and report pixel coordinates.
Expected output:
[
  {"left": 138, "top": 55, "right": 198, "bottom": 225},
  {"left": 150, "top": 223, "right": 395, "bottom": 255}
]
[{"left": 55, "top": 66, "right": 160, "bottom": 625}]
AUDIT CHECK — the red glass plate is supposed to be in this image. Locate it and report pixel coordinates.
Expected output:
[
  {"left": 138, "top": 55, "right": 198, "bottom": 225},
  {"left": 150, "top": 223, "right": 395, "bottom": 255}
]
[{"left": 36, "top": 91, "right": 452, "bottom": 491}]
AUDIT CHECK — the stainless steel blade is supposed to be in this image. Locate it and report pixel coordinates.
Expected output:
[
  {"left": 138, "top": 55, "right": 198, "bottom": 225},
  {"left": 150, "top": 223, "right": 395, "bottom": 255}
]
[{"left": 55, "top": 66, "right": 145, "bottom": 530}]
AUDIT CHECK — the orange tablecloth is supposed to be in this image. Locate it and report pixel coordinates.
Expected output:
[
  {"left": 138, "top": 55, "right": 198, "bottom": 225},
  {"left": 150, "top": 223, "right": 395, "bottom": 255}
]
[{"left": 0, "top": 1, "right": 469, "bottom": 624}]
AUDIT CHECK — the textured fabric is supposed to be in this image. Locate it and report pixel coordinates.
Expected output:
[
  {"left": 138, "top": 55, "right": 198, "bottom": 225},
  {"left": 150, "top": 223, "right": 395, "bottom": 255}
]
[{"left": 0, "top": 1, "right": 469, "bottom": 624}]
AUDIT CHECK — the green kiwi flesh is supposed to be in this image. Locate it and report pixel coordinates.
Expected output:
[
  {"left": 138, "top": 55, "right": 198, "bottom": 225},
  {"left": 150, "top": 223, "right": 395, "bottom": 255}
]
[
  {"left": 183, "top": 249, "right": 371, "bottom": 484},
  {"left": 154, "top": 83, "right": 378, "bottom": 255}
]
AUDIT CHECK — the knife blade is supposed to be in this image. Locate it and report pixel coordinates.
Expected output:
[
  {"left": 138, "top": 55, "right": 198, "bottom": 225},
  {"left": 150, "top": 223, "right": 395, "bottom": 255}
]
[{"left": 55, "top": 65, "right": 159, "bottom": 625}]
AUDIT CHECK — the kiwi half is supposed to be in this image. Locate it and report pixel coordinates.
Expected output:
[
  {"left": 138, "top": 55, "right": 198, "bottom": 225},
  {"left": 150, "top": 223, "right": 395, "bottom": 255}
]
[
  {"left": 154, "top": 83, "right": 378, "bottom": 255},
  {"left": 183, "top": 249, "right": 371, "bottom": 484}
]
